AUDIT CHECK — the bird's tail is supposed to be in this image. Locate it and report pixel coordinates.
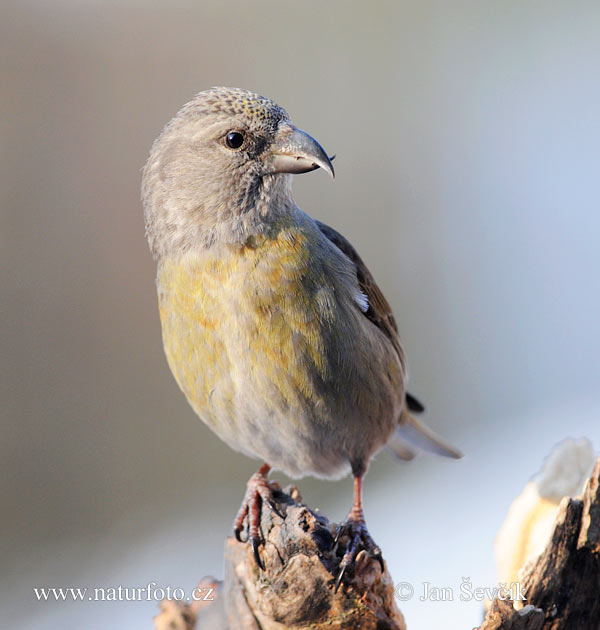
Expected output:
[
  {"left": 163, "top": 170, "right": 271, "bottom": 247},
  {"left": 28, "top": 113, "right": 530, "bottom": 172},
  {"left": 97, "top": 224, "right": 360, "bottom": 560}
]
[{"left": 387, "top": 408, "right": 463, "bottom": 461}]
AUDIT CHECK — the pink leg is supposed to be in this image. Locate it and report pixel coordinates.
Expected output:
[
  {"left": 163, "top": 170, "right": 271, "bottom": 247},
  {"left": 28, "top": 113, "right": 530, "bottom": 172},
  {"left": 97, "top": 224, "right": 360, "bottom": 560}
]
[
  {"left": 335, "top": 475, "right": 383, "bottom": 590},
  {"left": 233, "top": 463, "right": 281, "bottom": 569}
]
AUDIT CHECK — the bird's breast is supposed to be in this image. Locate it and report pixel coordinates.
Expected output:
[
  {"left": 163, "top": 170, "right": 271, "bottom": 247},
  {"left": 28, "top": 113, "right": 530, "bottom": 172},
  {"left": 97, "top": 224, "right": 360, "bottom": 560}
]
[
  {"left": 156, "top": 226, "right": 340, "bottom": 429},
  {"left": 155, "top": 222, "right": 404, "bottom": 477}
]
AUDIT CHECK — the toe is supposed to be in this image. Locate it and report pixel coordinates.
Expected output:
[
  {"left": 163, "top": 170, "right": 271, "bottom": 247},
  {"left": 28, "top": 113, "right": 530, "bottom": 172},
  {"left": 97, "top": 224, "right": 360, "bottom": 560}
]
[
  {"left": 332, "top": 517, "right": 383, "bottom": 588},
  {"left": 232, "top": 468, "right": 281, "bottom": 569}
]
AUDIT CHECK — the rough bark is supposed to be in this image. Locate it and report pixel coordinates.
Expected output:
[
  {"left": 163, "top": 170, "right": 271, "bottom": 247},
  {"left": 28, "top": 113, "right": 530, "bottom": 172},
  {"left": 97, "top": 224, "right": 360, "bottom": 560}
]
[
  {"left": 478, "top": 457, "right": 600, "bottom": 630},
  {"left": 155, "top": 484, "right": 404, "bottom": 630},
  {"left": 154, "top": 458, "right": 600, "bottom": 630}
]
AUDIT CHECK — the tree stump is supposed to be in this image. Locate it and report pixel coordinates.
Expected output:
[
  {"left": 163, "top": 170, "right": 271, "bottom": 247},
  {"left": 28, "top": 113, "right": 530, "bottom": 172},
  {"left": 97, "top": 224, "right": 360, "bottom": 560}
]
[
  {"left": 478, "top": 457, "right": 600, "bottom": 630},
  {"left": 154, "top": 458, "right": 600, "bottom": 630},
  {"left": 155, "top": 484, "right": 404, "bottom": 630}
]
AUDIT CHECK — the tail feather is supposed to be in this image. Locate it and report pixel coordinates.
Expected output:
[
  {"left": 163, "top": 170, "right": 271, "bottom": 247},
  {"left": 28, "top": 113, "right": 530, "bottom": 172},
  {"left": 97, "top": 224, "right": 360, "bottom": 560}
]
[
  {"left": 386, "top": 433, "right": 418, "bottom": 461},
  {"left": 387, "top": 409, "right": 463, "bottom": 460},
  {"left": 405, "top": 392, "right": 425, "bottom": 413}
]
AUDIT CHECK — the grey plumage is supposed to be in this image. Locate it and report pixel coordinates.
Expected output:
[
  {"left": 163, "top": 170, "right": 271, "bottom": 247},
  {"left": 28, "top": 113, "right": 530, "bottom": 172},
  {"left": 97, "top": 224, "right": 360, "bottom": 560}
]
[{"left": 142, "top": 87, "right": 462, "bottom": 573}]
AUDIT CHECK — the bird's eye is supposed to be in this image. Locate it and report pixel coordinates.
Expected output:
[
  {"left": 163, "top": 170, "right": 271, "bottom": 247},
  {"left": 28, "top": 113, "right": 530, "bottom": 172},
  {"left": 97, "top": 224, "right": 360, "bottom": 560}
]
[{"left": 225, "top": 131, "right": 245, "bottom": 149}]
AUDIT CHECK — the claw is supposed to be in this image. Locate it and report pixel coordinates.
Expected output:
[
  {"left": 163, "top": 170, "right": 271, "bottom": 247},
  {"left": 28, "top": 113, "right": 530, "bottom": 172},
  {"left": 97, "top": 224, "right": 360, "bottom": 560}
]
[
  {"left": 232, "top": 464, "right": 279, "bottom": 570},
  {"left": 373, "top": 549, "right": 384, "bottom": 572},
  {"left": 267, "top": 499, "right": 285, "bottom": 520},
  {"left": 333, "top": 524, "right": 343, "bottom": 546},
  {"left": 251, "top": 536, "right": 264, "bottom": 570},
  {"left": 334, "top": 562, "right": 347, "bottom": 593},
  {"left": 332, "top": 517, "right": 383, "bottom": 590}
]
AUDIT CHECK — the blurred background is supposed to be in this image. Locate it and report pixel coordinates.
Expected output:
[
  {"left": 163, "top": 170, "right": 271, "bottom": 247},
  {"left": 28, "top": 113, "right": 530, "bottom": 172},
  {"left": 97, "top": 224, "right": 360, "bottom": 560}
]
[{"left": 2, "top": 1, "right": 599, "bottom": 628}]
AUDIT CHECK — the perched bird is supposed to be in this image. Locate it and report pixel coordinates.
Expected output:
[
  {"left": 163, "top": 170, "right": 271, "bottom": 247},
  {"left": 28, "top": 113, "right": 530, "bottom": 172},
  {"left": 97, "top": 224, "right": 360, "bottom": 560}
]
[{"left": 142, "top": 87, "right": 461, "bottom": 583}]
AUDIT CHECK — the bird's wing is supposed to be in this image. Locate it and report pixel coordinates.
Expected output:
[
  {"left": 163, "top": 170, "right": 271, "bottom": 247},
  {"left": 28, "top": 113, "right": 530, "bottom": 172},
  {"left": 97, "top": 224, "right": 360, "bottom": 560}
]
[
  {"left": 315, "top": 220, "right": 405, "bottom": 366},
  {"left": 316, "top": 220, "right": 427, "bottom": 405},
  {"left": 316, "top": 220, "right": 462, "bottom": 461}
]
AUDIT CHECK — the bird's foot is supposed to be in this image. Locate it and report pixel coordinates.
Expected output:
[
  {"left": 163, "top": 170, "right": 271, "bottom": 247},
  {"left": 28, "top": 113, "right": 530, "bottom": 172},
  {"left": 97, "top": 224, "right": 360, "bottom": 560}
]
[
  {"left": 334, "top": 516, "right": 384, "bottom": 591},
  {"left": 233, "top": 463, "right": 282, "bottom": 570}
]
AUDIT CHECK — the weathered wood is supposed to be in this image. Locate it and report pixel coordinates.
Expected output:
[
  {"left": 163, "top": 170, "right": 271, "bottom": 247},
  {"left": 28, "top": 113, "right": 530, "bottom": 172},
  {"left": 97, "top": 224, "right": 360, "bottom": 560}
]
[
  {"left": 154, "top": 458, "right": 600, "bottom": 630},
  {"left": 479, "top": 457, "right": 600, "bottom": 630},
  {"left": 157, "top": 484, "right": 405, "bottom": 630},
  {"left": 220, "top": 485, "right": 405, "bottom": 630},
  {"left": 479, "top": 600, "right": 544, "bottom": 630},
  {"left": 154, "top": 577, "right": 225, "bottom": 630}
]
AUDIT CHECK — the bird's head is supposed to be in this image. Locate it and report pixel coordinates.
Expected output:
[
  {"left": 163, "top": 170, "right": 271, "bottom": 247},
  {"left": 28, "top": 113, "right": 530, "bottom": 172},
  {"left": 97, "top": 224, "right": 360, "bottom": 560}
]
[{"left": 142, "top": 87, "right": 334, "bottom": 257}]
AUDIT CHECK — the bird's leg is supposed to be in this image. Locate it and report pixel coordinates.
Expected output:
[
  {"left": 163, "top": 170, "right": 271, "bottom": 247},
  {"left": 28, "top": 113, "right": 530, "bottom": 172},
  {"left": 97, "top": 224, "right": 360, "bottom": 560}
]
[
  {"left": 233, "top": 463, "right": 282, "bottom": 569},
  {"left": 335, "top": 475, "right": 383, "bottom": 591}
]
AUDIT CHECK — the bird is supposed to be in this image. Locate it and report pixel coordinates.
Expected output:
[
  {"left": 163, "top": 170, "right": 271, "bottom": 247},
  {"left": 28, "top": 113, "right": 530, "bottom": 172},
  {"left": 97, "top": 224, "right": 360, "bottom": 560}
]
[{"left": 142, "top": 87, "right": 462, "bottom": 585}]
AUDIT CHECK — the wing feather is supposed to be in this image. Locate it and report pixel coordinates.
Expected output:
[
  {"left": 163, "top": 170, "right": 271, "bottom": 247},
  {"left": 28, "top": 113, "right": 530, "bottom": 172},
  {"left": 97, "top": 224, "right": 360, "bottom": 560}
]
[
  {"left": 315, "top": 220, "right": 405, "bottom": 367},
  {"left": 315, "top": 220, "right": 462, "bottom": 460}
]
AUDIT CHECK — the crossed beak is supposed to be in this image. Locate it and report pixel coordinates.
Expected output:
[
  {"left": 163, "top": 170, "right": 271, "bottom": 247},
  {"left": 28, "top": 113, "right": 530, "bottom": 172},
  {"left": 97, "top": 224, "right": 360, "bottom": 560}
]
[{"left": 269, "top": 125, "right": 335, "bottom": 179}]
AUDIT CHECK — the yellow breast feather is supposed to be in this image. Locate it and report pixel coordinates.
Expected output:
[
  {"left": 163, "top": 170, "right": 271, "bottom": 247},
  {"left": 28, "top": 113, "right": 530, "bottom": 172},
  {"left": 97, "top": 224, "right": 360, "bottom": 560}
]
[{"left": 157, "top": 223, "right": 337, "bottom": 434}]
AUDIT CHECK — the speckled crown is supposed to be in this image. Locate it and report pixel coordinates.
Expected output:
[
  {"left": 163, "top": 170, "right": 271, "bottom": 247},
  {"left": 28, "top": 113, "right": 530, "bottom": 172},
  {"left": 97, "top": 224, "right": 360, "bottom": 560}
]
[{"left": 185, "top": 87, "right": 290, "bottom": 128}]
